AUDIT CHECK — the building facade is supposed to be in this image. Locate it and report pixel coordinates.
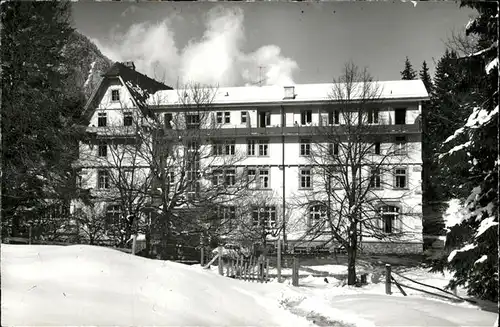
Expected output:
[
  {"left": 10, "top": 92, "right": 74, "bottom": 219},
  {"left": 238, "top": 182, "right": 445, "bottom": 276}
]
[{"left": 74, "top": 62, "right": 429, "bottom": 254}]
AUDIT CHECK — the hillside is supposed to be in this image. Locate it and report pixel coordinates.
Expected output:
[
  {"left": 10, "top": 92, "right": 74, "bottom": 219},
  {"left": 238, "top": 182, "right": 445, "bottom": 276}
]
[{"left": 63, "top": 31, "right": 113, "bottom": 99}]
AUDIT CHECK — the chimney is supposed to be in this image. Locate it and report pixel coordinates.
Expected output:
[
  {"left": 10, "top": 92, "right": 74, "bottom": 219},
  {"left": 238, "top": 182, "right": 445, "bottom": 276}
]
[
  {"left": 284, "top": 86, "right": 295, "bottom": 99},
  {"left": 123, "top": 61, "right": 136, "bottom": 70}
]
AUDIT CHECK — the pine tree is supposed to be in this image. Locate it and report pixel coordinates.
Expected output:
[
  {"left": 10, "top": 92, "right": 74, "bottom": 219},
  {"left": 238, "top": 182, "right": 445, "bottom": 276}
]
[
  {"left": 1, "top": 1, "right": 85, "bottom": 238},
  {"left": 419, "top": 61, "right": 433, "bottom": 94},
  {"left": 432, "top": 1, "right": 498, "bottom": 303},
  {"left": 400, "top": 56, "right": 417, "bottom": 80}
]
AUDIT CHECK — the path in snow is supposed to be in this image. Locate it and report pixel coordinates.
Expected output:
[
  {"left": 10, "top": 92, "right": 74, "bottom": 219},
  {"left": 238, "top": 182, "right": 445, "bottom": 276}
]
[{"left": 327, "top": 294, "right": 497, "bottom": 327}]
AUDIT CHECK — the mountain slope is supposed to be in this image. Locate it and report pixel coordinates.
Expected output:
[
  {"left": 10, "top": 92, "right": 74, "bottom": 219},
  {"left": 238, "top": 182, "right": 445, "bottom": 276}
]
[{"left": 63, "top": 31, "right": 113, "bottom": 99}]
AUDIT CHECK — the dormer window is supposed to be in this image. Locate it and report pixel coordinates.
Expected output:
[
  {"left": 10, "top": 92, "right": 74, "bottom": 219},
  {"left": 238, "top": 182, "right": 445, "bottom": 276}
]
[
  {"left": 111, "top": 89, "right": 120, "bottom": 102},
  {"left": 284, "top": 86, "right": 295, "bottom": 99}
]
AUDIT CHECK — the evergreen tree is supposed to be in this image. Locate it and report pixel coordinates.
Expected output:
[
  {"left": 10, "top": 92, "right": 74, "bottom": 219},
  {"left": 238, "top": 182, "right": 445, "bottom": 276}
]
[
  {"left": 419, "top": 61, "right": 433, "bottom": 94},
  {"left": 432, "top": 1, "right": 498, "bottom": 303},
  {"left": 400, "top": 56, "right": 417, "bottom": 80},
  {"left": 1, "top": 1, "right": 85, "bottom": 238}
]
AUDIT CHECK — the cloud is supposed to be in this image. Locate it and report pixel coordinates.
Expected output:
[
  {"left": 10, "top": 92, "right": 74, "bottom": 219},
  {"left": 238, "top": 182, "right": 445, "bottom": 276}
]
[{"left": 93, "top": 6, "right": 298, "bottom": 86}]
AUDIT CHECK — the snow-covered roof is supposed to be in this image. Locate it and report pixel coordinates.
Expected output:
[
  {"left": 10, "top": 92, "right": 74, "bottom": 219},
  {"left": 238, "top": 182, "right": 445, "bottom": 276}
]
[{"left": 147, "top": 80, "right": 429, "bottom": 107}]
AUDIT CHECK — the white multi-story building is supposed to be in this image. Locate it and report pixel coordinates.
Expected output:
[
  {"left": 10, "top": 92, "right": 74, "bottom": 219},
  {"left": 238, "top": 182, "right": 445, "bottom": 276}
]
[{"left": 75, "top": 62, "right": 429, "bottom": 254}]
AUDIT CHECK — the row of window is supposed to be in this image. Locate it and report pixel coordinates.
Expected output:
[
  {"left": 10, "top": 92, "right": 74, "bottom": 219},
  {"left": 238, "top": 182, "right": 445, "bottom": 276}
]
[
  {"left": 92, "top": 137, "right": 406, "bottom": 158},
  {"left": 92, "top": 166, "right": 409, "bottom": 190},
  {"left": 96, "top": 107, "right": 406, "bottom": 129},
  {"left": 209, "top": 137, "right": 406, "bottom": 157},
  {"left": 99, "top": 201, "right": 400, "bottom": 234},
  {"left": 215, "top": 203, "right": 402, "bottom": 234},
  {"left": 203, "top": 108, "right": 405, "bottom": 126},
  {"left": 97, "top": 111, "right": 133, "bottom": 127},
  {"left": 307, "top": 204, "right": 401, "bottom": 233}
]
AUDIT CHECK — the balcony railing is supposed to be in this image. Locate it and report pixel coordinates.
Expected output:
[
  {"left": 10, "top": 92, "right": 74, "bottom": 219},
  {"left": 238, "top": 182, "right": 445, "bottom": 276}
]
[
  {"left": 86, "top": 126, "right": 139, "bottom": 137},
  {"left": 157, "top": 123, "right": 421, "bottom": 138}
]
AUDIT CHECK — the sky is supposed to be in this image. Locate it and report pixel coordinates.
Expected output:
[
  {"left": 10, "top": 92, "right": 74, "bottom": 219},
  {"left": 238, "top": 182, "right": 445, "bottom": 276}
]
[{"left": 72, "top": 1, "right": 475, "bottom": 87}]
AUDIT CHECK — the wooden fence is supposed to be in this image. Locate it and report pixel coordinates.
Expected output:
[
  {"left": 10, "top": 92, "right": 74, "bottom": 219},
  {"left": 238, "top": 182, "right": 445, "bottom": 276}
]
[
  {"left": 203, "top": 246, "right": 270, "bottom": 283},
  {"left": 385, "top": 264, "right": 477, "bottom": 304}
]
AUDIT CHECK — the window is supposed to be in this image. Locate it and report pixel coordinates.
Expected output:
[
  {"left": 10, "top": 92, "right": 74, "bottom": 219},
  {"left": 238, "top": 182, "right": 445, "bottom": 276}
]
[
  {"left": 258, "top": 140, "right": 269, "bottom": 156},
  {"left": 368, "top": 108, "right": 379, "bottom": 124},
  {"left": 224, "top": 112, "right": 230, "bottom": 124},
  {"left": 186, "top": 157, "right": 200, "bottom": 198},
  {"left": 212, "top": 169, "right": 224, "bottom": 186},
  {"left": 225, "top": 140, "right": 235, "bottom": 155},
  {"left": 97, "top": 170, "right": 110, "bottom": 189},
  {"left": 247, "top": 168, "right": 270, "bottom": 189},
  {"left": 247, "top": 139, "right": 256, "bottom": 156},
  {"left": 216, "top": 112, "right": 223, "bottom": 124},
  {"left": 225, "top": 169, "right": 236, "bottom": 186},
  {"left": 247, "top": 169, "right": 257, "bottom": 188},
  {"left": 164, "top": 113, "right": 173, "bottom": 129},
  {"left": 123, "top": 111, "right": 133, "bottom": 126},
  {"left": 218, "top": 206, "right": 236, "bottom": 228},
  {"left": 123, "top": 169, "right": 133, "bottom": 184},
  {"left": 252, "top": 206, "right": 276, "bottom": 227},
  {"left": 300, "top": 139, "right": 311, "bottom": 156},
  {"left": 329, "top": 173, "right": 342, "bottom": 190},
  {"left": 309, "top": 205, "right": 327, "bottom": 228},
  {"left": 394, "top": 168, "right": 408, "bottom": 189},
  {"left": 329, "top": 143, "right": 339, "bottom": 156},
  {"left": 106, "top": 205, "right": 122, "bottom": 227},
  {"left": 394, "top": 136, "right": 407, "bottom": 155},
  {"left": 98, "top": 142, "right": 107, "bottom": 157},
  {"left": 301, "top": 110, "right": 312, "bottom": 125},
  {"left": 97, "top": 112, "right": 107, "bottom": 127},
  {"left": 212, "top": 140, "right": 236, "bottom": 156},
  {"left": 187, "top": 141, "right": 198, "bottom": 152},
  {"left": 186, "top": 113, "right": 200, "bottom": 129},
  {"left": 259, "top": 169, "right": 270, "bottom": 189},
  {"left": 380, "top": 205, "right": 400, "bottom": 233},
  {"left": 212, "top": 169, "right": 236, "bottom": 186},
  {"left": 395, "top": 108, "right": 406, "bottom": 125},
  {"left": 241, "top": 111, "right": 247, "bottom": 124},
  {"left": 374, "top": 142, "right": 381, "bottom": 155},
  {"left": 258, "top": 111, "right": 271, "bottom": 127},
  {"left": 370, "top": 167, "right": 381, "bottom": 188},
  {"left": 111, "top": 89, "right": 120, "bottom": 102},
  {"left": 329, "top": 110, "right": 340, "bottom": 125},
  {"left": 212, "top": 141, "right": 224, "bottom": 156},
  {"left": 300, "top": 168, "right": 312, "bottom": 189}
]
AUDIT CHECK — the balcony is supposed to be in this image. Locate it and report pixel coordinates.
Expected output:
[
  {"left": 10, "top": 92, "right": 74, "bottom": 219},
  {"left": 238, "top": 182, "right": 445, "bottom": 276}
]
[
  {"left": 85, "top": 125, "right": 139, "bottom": 138},
  {"left": 158, "top": 123, "right": 421, "bottom": 139}
]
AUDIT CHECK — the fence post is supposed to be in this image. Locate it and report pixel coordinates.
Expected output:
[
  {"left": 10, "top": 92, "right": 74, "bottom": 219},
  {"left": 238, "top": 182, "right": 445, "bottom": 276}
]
[
  {"left": 266, "top": 258, "right": 270, "bottom": 282},
  {"left": 131, "top": 234, "right": 137, "bottom": 255},
  {"left": 218, "top": 246, "right": 223, "bottom": 275},
  {"left": 292, "top": 257, "right": 299, "bottom": 286},
  {"left": 28, "top": 224, "right": 32, "bottom": 245},
  {"left": 385, "top": 264, "right": 392, "bottom": 295},
  {"left": 277, "top": 239, "right": 282, "bottom": 283},
  {"left": 259, "top": 255, "right": 264, "bottom": 283}
]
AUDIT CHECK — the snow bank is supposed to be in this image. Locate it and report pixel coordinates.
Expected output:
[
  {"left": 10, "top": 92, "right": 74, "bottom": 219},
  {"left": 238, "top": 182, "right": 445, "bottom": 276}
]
[{"left": 1, "top": 244, "right": 312, "bottom": 326}]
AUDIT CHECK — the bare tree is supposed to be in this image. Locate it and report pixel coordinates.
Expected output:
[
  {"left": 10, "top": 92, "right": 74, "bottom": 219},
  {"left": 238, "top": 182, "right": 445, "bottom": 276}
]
[
  {"left": 135, "top": 82, "right": 251, "bottom": 258},
  {"left": 75, "top": 102, "right": 154, "bottom": 248},
  {"left": 294, "top": 62, "right": 420, "bottom": 285}
]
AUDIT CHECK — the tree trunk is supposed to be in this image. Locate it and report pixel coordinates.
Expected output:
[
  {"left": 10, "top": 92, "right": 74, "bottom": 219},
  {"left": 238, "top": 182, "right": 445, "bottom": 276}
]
[
  {"left": 347, "top": 222, "right": 358, "bottom": 285},
  {"left": 347, "top": 246, "right": 357, "bottom": 285}
]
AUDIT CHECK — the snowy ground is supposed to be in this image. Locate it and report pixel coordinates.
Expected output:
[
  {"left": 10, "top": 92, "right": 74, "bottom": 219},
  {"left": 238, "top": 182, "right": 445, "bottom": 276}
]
[{"left": 2, "top": 244, "right": 497, "bottom": 327}]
